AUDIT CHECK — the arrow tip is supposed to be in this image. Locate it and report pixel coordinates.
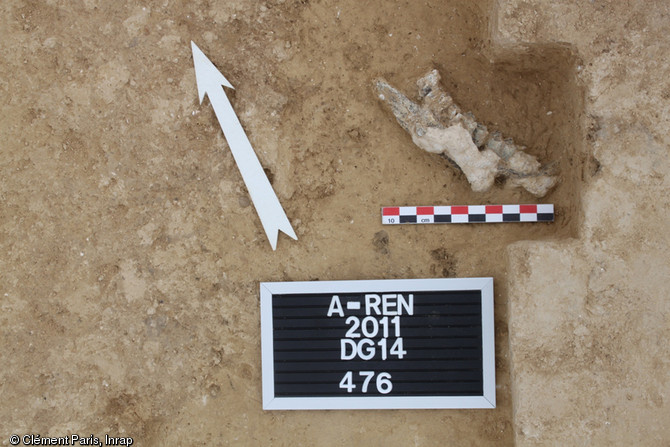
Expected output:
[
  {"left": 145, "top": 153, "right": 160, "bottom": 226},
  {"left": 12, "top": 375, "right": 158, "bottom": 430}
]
[{"left": 191, "top": 41, "right": 234, "bottom": 103}]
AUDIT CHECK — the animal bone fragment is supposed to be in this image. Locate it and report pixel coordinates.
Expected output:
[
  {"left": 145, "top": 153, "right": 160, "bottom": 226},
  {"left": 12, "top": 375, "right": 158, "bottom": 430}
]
[{"left": 375, "top": 70, "right": 558, "bottom": 197}]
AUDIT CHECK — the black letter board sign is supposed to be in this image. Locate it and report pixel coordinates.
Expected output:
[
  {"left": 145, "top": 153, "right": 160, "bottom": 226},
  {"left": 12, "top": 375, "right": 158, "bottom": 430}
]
[{"left": 260, "top": 278, "right": 495, "bottom": 410}]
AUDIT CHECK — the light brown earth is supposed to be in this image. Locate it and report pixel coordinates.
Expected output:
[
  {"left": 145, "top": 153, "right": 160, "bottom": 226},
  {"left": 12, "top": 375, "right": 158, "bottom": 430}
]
[{"left": 0, "top": 0, "right": 667, "bottom": 445}]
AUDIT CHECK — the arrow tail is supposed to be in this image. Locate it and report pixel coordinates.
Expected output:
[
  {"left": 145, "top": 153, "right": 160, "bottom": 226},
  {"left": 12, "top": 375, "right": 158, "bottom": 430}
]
[
  {"left": 205, "top": 72, "right": 297, "bottom": 250},
  {"left": 192, "top": 42, "right": 297, "bottom": 250},
  {"left": 256, "top": 199, "right": 298, "bottom": 251}
]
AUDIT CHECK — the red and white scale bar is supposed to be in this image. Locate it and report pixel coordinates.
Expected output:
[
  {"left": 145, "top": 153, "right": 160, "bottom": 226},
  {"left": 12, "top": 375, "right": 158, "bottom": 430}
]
[{"left": 382, "top": 204, "right": 554, "bottom": 224}]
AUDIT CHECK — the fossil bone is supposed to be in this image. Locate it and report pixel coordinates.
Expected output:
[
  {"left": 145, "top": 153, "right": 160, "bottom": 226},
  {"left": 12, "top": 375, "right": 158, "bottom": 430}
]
[{"left": 375, "top": 69, "right": 558, "bottom": 196}]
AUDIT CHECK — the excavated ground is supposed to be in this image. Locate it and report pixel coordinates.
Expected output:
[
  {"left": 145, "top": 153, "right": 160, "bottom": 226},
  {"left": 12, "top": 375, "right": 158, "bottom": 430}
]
[{"left": 3, "top": 0, "right": 666, "bottom": 446}]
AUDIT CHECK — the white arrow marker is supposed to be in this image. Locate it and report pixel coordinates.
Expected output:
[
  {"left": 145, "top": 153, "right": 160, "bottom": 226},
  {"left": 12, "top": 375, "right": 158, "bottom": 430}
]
[{"left": 191, "top": 41, "right": 297, "bottom": 250}]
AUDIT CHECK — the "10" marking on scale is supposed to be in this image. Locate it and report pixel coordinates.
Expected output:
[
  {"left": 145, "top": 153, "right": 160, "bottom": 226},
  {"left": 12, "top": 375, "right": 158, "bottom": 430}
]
[{"left": 382, "top": 204, "right": 554, "bottom": 225}]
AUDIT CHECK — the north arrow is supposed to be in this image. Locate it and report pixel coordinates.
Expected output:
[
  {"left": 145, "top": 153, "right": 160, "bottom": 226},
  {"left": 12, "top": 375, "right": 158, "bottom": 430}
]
[{"left": 191, "top": 41, "right": 297, "bottom": 250}]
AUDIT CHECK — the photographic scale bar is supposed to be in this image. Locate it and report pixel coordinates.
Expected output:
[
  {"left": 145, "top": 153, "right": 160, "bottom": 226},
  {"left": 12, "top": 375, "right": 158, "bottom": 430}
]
[{"left": 382, "top": 204, "right": 554, "bottom": 225}]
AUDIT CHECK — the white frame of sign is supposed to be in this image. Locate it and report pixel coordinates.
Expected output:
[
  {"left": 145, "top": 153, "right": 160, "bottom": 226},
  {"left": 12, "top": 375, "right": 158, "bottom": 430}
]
[{"left": 260, "top": 277, "right": 495, "bottom": 410}]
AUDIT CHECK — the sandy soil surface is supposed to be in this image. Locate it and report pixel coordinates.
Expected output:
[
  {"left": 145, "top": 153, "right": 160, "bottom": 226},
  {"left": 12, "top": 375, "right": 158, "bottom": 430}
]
[
  {"left": 0, "top": 0, "right": 667, "bottom": 446},
  {"left": 497, "top": 1, "right": 670, "bottom": 445}
]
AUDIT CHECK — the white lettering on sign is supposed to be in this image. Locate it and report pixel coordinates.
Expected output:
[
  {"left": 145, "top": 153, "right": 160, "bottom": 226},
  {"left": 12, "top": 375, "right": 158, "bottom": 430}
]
[
  {"left": 344, "top": 316, "right": 401, "bottom": 339},
  {"left": 327, "top": 295, "right": 344, "bottom": 317},
  {"left": 364, "top": 294, "right": 414, "bottom": 316},
  {"left": 340, "top": 338, "right": 375, "bottom": 360},
  {"left": 365, "top": 294, "right": 381, "bottom": 315},
  {"left": 340, "top": 337, "right": 407, "bottom": 361},
  {"left": 339, "top": 371, "right": 393, "bottom": 394},
  {"left": 330, "top": 292, "right": 415, "bottom": 394}
]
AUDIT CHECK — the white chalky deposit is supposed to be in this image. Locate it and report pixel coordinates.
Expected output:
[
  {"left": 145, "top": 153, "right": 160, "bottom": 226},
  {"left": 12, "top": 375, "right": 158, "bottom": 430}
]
[{"left": 376, "top": 69, "right": 558, "bottom": 197}]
